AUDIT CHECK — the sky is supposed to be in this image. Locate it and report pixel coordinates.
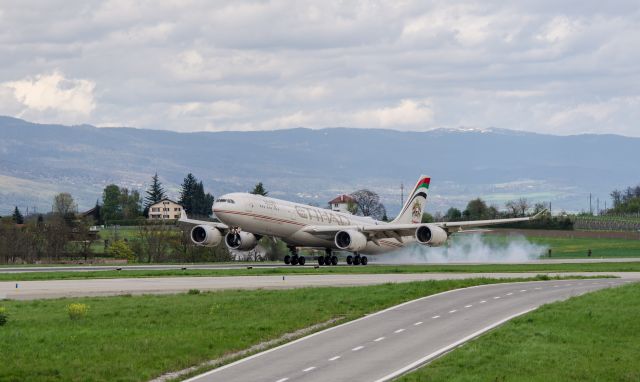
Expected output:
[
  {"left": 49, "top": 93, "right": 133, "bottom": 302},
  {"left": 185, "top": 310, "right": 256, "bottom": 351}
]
[{"left": 0, "top": 1, "right": 639, "bottom": 136}]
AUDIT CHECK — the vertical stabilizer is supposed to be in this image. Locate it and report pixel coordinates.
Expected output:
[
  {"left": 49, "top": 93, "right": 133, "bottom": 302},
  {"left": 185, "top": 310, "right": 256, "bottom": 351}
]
[{"left": 392, "top": 175, "right": 430, "bottom": 224}]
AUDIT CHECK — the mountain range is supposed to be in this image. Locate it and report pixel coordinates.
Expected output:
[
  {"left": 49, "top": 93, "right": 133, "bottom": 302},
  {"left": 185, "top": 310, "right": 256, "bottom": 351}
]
[{"left": 1, "top": 116, "right": 638, "bottom": 216}]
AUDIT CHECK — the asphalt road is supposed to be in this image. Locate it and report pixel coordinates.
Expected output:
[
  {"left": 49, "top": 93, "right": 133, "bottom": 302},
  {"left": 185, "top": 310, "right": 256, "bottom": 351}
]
[
  {"left": 2, "top": 272, "right": 640, "bottom": 300},
  {"left": 184, "top": 278, "right": 635, "bottom": 382},
  {"left": 1, "top": 256, "right": 639, "bottom": 273}
]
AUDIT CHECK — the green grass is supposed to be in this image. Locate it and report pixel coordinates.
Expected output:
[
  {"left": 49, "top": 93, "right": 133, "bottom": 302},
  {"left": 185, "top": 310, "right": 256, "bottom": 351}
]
[
  {"left": 1, "top": 262, "right": 640, "bottom": 282},
  {"left": 399, "top": 282, "right": 640, "bottom": 382},
  {"left": 0, "top": 277, "right": 558, "bottom": 382},
  {"left": 526, "top": 235, "right": 640, "bottom": 258}
]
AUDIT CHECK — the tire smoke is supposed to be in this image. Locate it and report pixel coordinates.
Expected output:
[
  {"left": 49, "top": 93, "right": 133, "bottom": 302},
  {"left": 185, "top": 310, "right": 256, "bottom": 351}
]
[{"left": 377, "top": 234, "right": 548, "bottom": 263}]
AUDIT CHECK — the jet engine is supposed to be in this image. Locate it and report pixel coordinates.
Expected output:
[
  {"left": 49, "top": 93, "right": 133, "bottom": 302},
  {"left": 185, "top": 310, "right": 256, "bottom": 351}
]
[
  {"left": 335, "top": 230, "right": 368, "bottom": 252},
  {"left": 415, "top": 225, "right": 448, "bottom": 247},
  {"left": 225, "top": 231, "right": 259, "bottom": 251},
  {"left": 190, "top": 225, "right": 223, "bottom": 247}
]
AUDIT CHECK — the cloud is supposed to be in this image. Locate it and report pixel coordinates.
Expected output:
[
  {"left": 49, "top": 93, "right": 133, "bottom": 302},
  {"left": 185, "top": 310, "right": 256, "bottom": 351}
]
[
  {"left": 2, "top": 71, "right": 95, "bottom": 122},
  {"left": 354, "top": 99, "right": 435, "bottom": 129},
  {"left": 0, "top": 1, "right": 638, "bottom": 136}
]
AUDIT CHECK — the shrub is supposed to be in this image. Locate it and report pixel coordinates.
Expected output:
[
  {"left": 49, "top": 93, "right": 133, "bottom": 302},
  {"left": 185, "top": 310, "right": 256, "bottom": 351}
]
[
  {"left": 0, "top": 306, "right": 7, "bottom": 326},
  {"left": 107, "top": 240, "right": 135, "bottom": 261},
  {"left": 187, "top": 289, "right": 201, "bottom": 295},
  {"left": 67, "top": 303, "right": 89, "bottom": 320}
]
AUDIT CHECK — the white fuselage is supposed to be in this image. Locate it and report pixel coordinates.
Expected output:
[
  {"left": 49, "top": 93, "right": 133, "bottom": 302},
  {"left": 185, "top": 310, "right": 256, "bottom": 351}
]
[{"left": 213, "top": 193, "right": 414, "bottom": 255}]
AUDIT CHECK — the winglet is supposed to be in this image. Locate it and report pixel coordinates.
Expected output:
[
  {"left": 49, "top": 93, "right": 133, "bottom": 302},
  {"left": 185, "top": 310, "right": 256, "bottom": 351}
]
[{"left": 531, "top": 209, "right": 548, "bottom": 220}]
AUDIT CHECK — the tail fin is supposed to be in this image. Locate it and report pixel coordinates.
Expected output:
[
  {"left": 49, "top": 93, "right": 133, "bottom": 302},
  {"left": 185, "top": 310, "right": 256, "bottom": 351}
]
[{"left": 392, "top": 175, "right": 430, "bottom": 224}]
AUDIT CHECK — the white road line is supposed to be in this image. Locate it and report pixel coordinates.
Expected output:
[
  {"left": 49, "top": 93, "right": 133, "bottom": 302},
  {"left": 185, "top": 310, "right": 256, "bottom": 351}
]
[
  {"left": 394, "top": 329, "right": 405, "bottom": 333},
  {"left": 372, "top": 307, "right": 537, "bottom": 382},
  {"left": 493, "top": 296, "right": 500, "bottom": 299},
  {"left": 465, "top": 305, "right": 472, "bottom": 308},
  {"left": 520, "top": 290, "right": 527, "bottom": 292},
  {"left": 506, "top": 293, "right": 513, "bottom": 296},
  {"left": 374, "top": 337, "right": 385, "bottom": 342},
  {"left": 352, "top": 346, "right": 364, "bottom": 351},
  {"left": 329, "top": 356, "right": 341, "bottom": 361},
  {"left": 275, "top": 378, "right": 289, "bottom": 382},
  {"left": 449, "top": 310, "right": 457, "bottom": 313},
  {"left": 534, "top": 287, "right": 542, "bottom": 290},
  {"left": 414, "top": 321, "right": 423, "bottom": 326},
  {"left": 303, "top": 367, "right": 316, "bottom": 372},
  {"left": 553, "top": 285, "right": 559, "bottom": 287},
  {"left": 432, "top": 315, "right": 440, "bottom": 319},
  {"left": 479, "top": 300, "right": 486, "bottom": 303}
]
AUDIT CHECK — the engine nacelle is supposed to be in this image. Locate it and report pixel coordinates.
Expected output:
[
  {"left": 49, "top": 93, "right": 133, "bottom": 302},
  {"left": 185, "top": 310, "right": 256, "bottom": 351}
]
[
  {"left": 335, "top": 230, "right": 368, "bottom": 252},
  {"left": 190, "top": 225, "right": 223, "bottom": 247},
  {"left": 415, "top": 225, "right": 448, "bottom": 247},
  {"left": 225, "top": 231, "right": 259, "bottom": 251}
]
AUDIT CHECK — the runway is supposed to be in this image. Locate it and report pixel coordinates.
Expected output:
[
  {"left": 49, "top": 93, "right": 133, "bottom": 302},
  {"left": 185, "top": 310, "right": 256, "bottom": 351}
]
[
  {"left": 2, "top": 272, "right": 640, "bottom": 300},
  {"left": 184, "top": 278, "right": 635, "bottom": 382},
  {"left": 1, "top": 256, "right": 639, "bottom": 273}
]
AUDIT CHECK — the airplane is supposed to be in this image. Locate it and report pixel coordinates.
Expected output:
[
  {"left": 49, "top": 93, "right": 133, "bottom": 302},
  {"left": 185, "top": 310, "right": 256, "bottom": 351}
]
[{"left": 179, "top": 175, "right": 545, "bottom": 266}]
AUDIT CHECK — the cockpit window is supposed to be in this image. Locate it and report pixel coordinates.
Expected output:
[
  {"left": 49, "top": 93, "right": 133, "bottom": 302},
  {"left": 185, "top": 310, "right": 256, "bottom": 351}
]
[{"left": 216, "top": 199, "right": 235, "bottom": 204}]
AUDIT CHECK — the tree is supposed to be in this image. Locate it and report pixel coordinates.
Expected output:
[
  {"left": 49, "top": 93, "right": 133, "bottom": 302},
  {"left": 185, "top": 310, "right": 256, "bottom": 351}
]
[
  {"left": 445, "top": 207, "right": 462, "bottom": 221},
  {"left": 119, "top": 188, "right": 142, "bottom": 219},
  {"left": 12, "top": 207, "right": 24, "bottom": 224},
  {"left": 53, "top": 193, "right": 76, "bottom": 216},
  {"left": 101, "top": 184, "right": 122, "bottom": 222},
  {"left": 464, "top": 198, "right": 489, "bottom": 220},
  {"left": 610, "top": 190, "right": 622, "bottom": 208},
  {"left": 179, "top": 174, "right": 214, "bottom": 216},
  {"left": 421, "top": 212, "right": 434, "bottom": 223},
  {"left": 179, "top": 173, "right": 198, "bottom": 214},
  {"left": 250, "top": 182, "right": 268, "bottom": 196},
  {"left": 350, "top": 189, "right": 387, "bottom": 220},
  {"left": 144, "top": 173, "right": 166, "bottom": 210}
]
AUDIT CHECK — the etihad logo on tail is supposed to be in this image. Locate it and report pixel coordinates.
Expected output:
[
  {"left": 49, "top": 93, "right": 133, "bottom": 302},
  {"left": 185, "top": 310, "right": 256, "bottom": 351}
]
[{"left": 417, "top": 177, "right": 430, "bottom": 190}]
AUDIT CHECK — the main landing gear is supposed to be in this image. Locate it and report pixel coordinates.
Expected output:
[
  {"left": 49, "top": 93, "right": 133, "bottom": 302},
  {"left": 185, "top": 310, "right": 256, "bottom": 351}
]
[
  {"left": 318, "top": 248, "right": 338, "bottom": 266},
  {"left": 284, "top": 246, "right": 306, "bottom": 266},
  {"left": 346, "top": 253, "right": 368, "bottom": 266}
]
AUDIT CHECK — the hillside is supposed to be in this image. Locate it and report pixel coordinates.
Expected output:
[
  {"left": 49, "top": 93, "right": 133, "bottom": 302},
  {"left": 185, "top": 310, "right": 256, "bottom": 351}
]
[{"left": 1, "top": 116, "right": 638, "bottom": 215}]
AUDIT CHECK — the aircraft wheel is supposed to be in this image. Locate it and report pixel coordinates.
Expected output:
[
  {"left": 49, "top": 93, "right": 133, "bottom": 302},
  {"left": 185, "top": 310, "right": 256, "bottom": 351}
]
[
  {"left": 284, "top": 255, "right": 291, "bottom": 265},
  {"left": 298, "top": 256, "right": 306, "bottom": 266},
  {"left": 361, "top": 256, "right": 368, "bottom": 265},
  {"left": 353, "top": 256, "right": 361, "bottom": 265},
  {"left": 346, "top": 255, "right": 353, "bottom": 265},
  {"left": 331, "top": 255, "right": 338, "bottom": 266},
  {"left": 291, "top": 255, "right": 299, "bottom": 265},
  {"left": 318, "top": 256, "right": 325, "bottom": 266}
]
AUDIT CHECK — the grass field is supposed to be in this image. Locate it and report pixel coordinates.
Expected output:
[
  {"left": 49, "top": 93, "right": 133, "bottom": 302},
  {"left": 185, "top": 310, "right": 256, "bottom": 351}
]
[
  {"left": 1, "top": 262, "right": 640, "bottom": 282},
  {"left": 523, "top": 235, "right": 640, "bottom": 258},
  {"left": 0, "top": 277, "right": 558, "bottom": 382},
  {"left": 399, "top": 282, "right": 640, "bottom": 382}
]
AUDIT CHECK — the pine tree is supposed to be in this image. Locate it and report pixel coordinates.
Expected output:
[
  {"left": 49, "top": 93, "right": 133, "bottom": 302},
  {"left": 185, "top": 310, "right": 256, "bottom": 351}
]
[
  {"left": 179, "top": 173, "right": 198, "bottom": 214},
  {"left": 144, "top": 173, "right": 166, "bottom": 209},
  {"left": 250, "top": 182, "right": 268, "bottom": 196},
  {"left": 12, "top": 206, "right": 24, "bottom": 224}
]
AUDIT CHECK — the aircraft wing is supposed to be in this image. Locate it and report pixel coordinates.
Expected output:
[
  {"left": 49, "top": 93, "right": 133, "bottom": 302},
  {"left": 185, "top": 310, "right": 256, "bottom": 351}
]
[
  {"left": 177, "top": 210, "right": 229, "bottom": 230},
  {"left": 302, "top": 210, "right": 546, "bottom": 239}
]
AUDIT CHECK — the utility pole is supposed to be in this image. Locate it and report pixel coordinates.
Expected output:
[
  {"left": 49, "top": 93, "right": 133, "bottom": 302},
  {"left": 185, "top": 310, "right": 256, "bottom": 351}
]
[
  {"left": 597, "top": 198, "right": 599, "bottom": 216},
  {"left": 400, "top": 182, "right": 404, "bottom": 207},
  {"left": 589, "top": 193, "right": 592, "bottom": 215}
]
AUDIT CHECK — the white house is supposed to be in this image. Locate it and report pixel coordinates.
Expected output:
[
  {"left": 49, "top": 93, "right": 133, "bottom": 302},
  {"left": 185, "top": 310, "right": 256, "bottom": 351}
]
[
  {"left": 148, "top": 199, "right": 183, "bottom": 220},
  {"left": 328, "top": 194, "right": 355, "bottom": 214}
]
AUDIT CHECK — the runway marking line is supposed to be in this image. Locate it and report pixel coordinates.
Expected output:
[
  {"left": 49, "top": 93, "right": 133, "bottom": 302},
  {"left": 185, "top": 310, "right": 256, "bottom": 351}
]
[
  {"left": 275, "top": 378, "right": 289, "bottom": 382},
  {"left": 352, "top": 346, "right": 364, "bottom": 351},
  {"left": 464, "top": 305, "right": 472, "bottom": 308},
  {"left": 449, "top": 310, "right": 457, "bottom": 314},
  {"left": 303, "top": 367, "right": 316, "bottom": 372},
  {"left": 479, "top": 300, "right": 486, "bottom": 303},
  {"left": 534, "top": 287, "right": 542, "bottom": 290},
  {"left": 372, "top": 307, "right": 538, "bottom": 382},
  {"left": 374, "top": 337, "right": 385, "bottom": 342},
  {"left": 520, "top": 290, "right": 527, "bottom": 292},
  {"left": 394, "top": 329, "right": 405, "bottom": 333},
  {"left": 329, "top": 356, "right": 341, "bottom": 361},
  {"left": 414, "top": 321, "right": 423, "bottom": 326},
  {"left": 506, "top": 293, "right": 513, "bottom": 296},
  {"left": 182, "top": 280, "right": 572, "bottom": 382},
  {"left": 493, "top": 297, "right": 500, "bottom": 299}
]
